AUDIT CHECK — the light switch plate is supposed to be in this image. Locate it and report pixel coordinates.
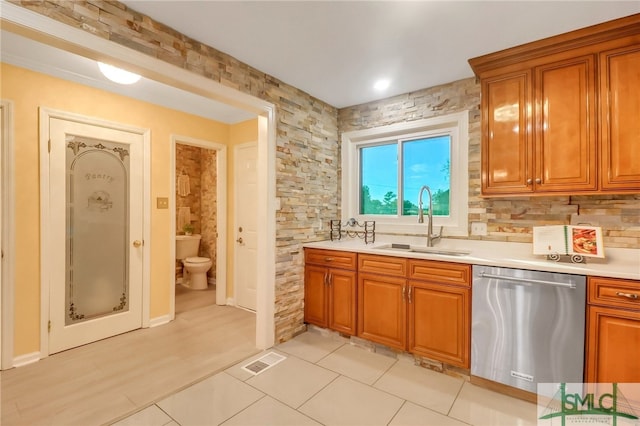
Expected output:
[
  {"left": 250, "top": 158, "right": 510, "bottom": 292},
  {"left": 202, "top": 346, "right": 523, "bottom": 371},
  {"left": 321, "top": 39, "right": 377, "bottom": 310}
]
[{"left": 157, "top": 197, "right": 169, "bottom": 209}]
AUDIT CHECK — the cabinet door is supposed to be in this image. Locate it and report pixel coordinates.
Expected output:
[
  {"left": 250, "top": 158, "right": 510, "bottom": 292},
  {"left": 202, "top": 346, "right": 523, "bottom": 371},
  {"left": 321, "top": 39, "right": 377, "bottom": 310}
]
[
  {"left": 408, "top": 281, "right": 470, "bottom": 368},
  {"left": 328, "top": 269, "right": 357, "bottom": 335},
  {"left": 600, "top": 45, "right": 640, "bottom": 191},
  {"left": 481, "top": 71, "right": 533, "bottom": 195},
  {"left": 304, "top": 264, "right": 328, "bottom": 328},
  {"left": 586, "top": 305, "right": 640, "bottom": 384},
  {"left": 535, "top": 55, "right": 597, "bottom": 192},
  {"left": 357, "top": 273, "right": 406, "bottom": 350}
]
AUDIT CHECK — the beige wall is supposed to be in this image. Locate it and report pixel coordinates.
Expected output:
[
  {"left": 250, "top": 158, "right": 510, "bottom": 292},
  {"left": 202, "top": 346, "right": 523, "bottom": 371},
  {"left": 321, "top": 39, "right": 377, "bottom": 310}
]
[
  {"left": 17, "top": 0, "right": 341, "bottom": 347},
  {"left": 1, "top": 63, "right": 231, "bottom": 356}
]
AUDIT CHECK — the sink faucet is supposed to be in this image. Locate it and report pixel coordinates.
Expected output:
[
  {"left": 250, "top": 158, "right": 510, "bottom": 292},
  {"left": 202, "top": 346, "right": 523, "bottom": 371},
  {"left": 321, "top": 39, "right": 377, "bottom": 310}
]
[{"left": 418, "top": 185, "right": 442, "bottom": 247}]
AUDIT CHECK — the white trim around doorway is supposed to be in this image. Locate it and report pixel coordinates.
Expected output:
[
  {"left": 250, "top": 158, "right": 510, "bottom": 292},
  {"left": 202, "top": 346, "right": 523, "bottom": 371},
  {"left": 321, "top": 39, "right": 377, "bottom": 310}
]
[
  {"left": 38, "top": 107, "right": 152, "bottom": 358},
  {"left": 170, "top": 135, "right": 228, "bottom": 320},
  {"left": 1, "top": 99, "right": 16, "bottom": 369}
]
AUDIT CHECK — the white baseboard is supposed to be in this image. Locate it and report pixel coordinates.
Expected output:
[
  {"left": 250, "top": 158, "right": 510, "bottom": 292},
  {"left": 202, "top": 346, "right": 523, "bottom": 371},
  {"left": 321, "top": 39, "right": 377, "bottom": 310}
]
[
  {"left": 149, "top": 314, "right": 171, "bottom": 328},
  {"left": 13, "top": 351, "right": 41, "bottom": 368}
]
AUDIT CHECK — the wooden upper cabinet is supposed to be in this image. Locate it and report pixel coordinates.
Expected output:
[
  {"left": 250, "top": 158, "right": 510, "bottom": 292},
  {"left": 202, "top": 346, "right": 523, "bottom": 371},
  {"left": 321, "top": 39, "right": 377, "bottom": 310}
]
[
  {"left": 482, "top": 71, "right": 533, "bottom": 194},
  {"left": 534, "top": 55, "right": 597, "bottom": 192},
  {"left": 599, "top": 45, "right": 640, "bottom": 192},
  {"left": 470, "top": 13, "right": 640, "bottom": 196}
]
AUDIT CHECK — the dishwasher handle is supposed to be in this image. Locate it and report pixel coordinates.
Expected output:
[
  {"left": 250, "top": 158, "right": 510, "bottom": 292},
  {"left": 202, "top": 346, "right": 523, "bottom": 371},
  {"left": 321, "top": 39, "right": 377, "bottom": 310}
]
[{"left": 479, "top": 272, "right": 576, "bottom": 289}]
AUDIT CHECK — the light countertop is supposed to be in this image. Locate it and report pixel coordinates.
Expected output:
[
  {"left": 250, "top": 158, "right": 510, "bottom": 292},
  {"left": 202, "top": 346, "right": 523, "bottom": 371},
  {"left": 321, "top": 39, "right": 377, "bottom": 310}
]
[{"left": 304, "top": 238, "right": 640, "bottom": 281}]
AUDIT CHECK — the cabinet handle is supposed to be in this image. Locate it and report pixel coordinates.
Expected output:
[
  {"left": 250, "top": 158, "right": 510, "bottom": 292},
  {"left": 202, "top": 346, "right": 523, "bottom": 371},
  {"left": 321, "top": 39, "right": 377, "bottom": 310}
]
[
  {"left": 526, "top": 178, "right": 532, "bottom": 185},
  {"left": 535, "top": 178, "right": 542, "bottom": 184},
  {"left": 616, "top": 292, "right": 639, "bottom": 300},
  {"left": 402, "top": 285, "right": 406, "bottom": 301},
  {"left": 324, "top": 257, "right": 334, "bottom": 262},
  {"left": 323, "top": 272, "right": 328, "bottom": 286},
  {"left": 408, "top": 286, "right": 413, "bottom": 304},
  {"left": 327, "top": 272, "right": 332, "bottom": 285}
]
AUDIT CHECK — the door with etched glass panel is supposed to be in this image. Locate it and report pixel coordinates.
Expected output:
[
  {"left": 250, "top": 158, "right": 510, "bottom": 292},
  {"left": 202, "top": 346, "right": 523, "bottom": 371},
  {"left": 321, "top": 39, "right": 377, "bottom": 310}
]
[{"left": 48, "top": 118, "right": 143, "bottom": 354}]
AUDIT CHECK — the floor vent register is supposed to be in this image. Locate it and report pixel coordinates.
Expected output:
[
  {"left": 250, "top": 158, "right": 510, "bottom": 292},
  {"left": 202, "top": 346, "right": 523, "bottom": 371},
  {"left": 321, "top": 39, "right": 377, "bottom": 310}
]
[{"left": 241, "top": 352, "right": 286, "bottom": 376}]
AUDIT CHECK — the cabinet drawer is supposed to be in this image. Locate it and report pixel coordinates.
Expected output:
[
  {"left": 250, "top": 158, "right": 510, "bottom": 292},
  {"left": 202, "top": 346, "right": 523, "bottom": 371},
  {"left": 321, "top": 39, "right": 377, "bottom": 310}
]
[
  {"left": 358, "top": 254, "right": 408, "bottom": 277},
  {"left": 408, "top": 259, "right": 471, "bottom": 287},
  {"left": 305, "top": 248, "right": 357, "bottom": 270},
  {"left": 588, "top": 276, "right": 640, "bottom": 310}
]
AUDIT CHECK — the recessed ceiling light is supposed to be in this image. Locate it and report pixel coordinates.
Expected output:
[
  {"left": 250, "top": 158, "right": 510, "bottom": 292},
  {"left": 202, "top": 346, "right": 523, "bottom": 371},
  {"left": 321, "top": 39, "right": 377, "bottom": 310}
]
[
  {"left": 98, "top": 62, "right": 141, "bottom": 85},
  {"left": 373, "top": 79, "right": 390, "bottom": 91}
]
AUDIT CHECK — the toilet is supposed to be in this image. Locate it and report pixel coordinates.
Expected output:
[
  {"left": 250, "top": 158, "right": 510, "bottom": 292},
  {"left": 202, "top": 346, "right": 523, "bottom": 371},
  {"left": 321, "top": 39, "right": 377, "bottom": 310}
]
[{"left": 175, "top": 234, "right": 212, "bottom": 290}]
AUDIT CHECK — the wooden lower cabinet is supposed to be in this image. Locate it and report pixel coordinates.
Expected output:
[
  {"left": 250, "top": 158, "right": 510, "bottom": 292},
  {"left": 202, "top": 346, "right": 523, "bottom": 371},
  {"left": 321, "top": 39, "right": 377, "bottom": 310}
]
[
  {"left": 357, "top": 272, "right": 407, "bottom": 350},
  {"left": 408, "top": 280, "right": 469, "bottom": 368},
  {"left": 586, "top": 305, "right": 640, "bottom": 383},
  {"left": 304, "top": 249, "right": 357, "bottom": 335},
  {"left": 304, "top": 264, "right": 330, "bottom": 328},
  {"left": 586, "top": 276, "right": 640, "bottom": 386},
  {"left": 327, "top": 268, "right": 358, "bottom": 335},
  {"left": 357, "top": 254, "right": 471, "bottom": 368}
]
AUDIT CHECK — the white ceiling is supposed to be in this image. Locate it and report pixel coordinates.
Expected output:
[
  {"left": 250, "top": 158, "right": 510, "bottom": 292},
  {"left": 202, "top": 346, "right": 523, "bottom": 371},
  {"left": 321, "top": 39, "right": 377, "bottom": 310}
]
[{"left": 118, "top": 1, "right": 640, "bottom": 108}]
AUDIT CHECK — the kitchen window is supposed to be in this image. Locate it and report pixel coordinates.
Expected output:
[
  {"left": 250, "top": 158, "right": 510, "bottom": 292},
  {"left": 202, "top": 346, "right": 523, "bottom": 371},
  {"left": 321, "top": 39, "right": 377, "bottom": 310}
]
[{"left": 341, "top": 111, "right": 469, "bottom": 236}]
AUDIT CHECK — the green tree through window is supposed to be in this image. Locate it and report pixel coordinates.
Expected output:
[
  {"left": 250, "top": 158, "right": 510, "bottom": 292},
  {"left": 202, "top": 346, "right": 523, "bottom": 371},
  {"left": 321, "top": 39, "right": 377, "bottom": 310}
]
[{"left": 360, "top": 135, "right": 451, "bottom": 216}]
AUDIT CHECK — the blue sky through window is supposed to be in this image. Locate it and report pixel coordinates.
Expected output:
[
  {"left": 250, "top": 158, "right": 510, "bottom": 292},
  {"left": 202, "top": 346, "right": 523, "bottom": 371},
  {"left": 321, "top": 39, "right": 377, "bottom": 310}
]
[
  {"left": 403, "top": 136, "right": 450, "bottom": 200},
  {"left": 360, "top": 136, "right": 450, "bottom": 215}
]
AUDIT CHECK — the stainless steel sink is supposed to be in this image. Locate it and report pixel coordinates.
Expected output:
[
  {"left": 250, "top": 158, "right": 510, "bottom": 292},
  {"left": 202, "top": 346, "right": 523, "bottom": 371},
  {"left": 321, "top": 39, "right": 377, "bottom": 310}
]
[{"left": 374, "top": 243, "right": 471, "bottom": 257}]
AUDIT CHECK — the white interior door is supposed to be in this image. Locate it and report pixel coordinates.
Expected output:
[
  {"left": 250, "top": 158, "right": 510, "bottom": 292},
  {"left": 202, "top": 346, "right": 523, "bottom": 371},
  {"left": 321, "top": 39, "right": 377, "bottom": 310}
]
[
  {"left": 47, "top": 117, "right": 144, "bottom": 354},
  {"left": 234, "top": 142, "right": 258, "bottom": 311}
]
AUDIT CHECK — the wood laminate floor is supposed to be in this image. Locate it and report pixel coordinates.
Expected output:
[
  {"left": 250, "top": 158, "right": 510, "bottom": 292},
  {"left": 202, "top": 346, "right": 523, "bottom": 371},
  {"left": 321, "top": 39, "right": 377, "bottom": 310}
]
[{"left": 1, "top": 287, "right": 257, "bottom": 426}]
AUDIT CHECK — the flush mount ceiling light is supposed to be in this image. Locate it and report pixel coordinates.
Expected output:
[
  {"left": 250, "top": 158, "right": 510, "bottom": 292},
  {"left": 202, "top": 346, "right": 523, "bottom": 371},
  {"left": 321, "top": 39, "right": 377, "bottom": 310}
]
[
  {"left": 98, "top": 62, "right": 141, "bottom": 85},
  {"left": 373, "top": 79, "right": 390, "bottom": 91}
]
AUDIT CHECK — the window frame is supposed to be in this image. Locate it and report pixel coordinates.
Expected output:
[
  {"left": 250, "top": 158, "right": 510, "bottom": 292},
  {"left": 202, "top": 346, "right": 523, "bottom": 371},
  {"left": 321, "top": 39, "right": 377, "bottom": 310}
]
[{"left": 341, "top": 111, "right": 469, "bottom": 237}]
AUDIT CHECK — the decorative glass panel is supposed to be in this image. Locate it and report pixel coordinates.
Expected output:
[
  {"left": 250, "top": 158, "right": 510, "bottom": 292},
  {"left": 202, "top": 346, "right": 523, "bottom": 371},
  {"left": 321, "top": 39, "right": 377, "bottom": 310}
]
[{"left": 65, "top": 136, "right": 130, "bottom": 325}]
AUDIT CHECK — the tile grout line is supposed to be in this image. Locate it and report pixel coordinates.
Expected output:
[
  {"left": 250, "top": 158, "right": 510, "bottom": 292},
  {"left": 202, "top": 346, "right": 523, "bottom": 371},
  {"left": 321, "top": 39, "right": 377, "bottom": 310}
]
[{"left": 217, "top": 394, "right": 268, "bottom": 426}]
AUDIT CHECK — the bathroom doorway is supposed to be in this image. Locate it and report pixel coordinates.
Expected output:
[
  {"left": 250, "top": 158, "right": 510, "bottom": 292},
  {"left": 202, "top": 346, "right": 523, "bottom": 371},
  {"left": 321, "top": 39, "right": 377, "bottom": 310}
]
[{"left": 171, "top": 136, "right": 227, "bottom": 318}]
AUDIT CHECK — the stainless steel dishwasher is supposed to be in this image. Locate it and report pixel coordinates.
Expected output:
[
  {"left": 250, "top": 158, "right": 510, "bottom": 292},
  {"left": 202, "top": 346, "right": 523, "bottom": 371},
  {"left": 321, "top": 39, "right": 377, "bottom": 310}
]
[{"left": 471, "top": 265, "right": 586, "bottom": 393}]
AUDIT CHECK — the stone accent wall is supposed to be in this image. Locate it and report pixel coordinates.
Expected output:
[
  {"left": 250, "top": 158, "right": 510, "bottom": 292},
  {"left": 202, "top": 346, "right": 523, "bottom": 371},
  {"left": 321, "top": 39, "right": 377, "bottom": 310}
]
[
  {"left": 175, "top": 144, "right": 217, "bottom": 279},
  {"left": 16, "top": 0, "right": 338, "bottom": 342},
  {"left": 339, "top": 78, "right": 640, "bottom": 249},
  {"left": 176, "top": 144, "right": 202, "bottom": 234},
  {"left": 200, "top": 148, "right": 217, "bottom": 279}
]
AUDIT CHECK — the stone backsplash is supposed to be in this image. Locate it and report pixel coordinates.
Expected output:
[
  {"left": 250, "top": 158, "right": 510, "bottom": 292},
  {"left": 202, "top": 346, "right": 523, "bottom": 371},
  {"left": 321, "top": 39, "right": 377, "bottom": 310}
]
[{"left": 339, "top": 78, "right": 640, "bottom": 249}]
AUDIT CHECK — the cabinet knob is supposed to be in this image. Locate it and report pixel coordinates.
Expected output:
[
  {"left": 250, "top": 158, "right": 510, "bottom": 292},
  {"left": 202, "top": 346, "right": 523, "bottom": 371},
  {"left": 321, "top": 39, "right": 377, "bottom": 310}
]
[
  {"left": 133, "top": 240, "right": 142, "bottom": 248},
  {"left": 526, "top": 178, "right": 533, "bottom": 185},
  {"left": 535, "top": 178, "right": 542, "bottom": 184}
]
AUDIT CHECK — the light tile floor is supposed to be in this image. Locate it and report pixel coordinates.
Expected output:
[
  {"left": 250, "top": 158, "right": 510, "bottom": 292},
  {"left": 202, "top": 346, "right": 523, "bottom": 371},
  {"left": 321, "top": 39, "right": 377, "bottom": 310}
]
[{"left": 112, "top": 329, "right": 538, "bottom": 426}]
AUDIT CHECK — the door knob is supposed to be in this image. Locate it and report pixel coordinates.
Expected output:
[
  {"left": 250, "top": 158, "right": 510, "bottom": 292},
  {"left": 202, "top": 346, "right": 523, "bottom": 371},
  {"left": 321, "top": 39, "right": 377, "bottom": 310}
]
[
  {"left": 133, "top": 240, "right": 142, "bottom": 248},
  {"left": 236, "top": 237, "right": 243, "bottom": 244}
]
